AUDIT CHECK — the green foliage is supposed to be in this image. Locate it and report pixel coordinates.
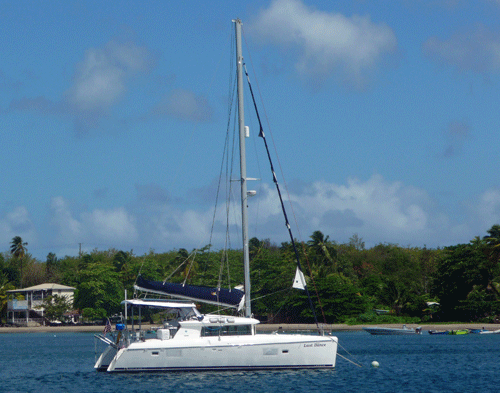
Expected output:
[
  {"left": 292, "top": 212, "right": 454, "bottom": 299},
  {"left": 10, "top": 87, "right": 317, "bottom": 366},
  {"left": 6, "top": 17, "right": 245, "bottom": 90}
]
[
  {"left": 82, "top": 307, "right": 107, "bottom": 322},
  {"left": 432, "top": 235, "right": 500, "bottom": 321},
  {"left": 36, "top": 294, "right": 73, "bottom": 322},
  {"left": 0, "top": 273, "right": 15, "bottom": 322},
  {"left": 45, "top": 252, "right": 59, "bottom": 282},
  {"left": 343, "top": 312, "right": 421, "bottom": 325},
  {"left": 10, "top": 236, "right": 28, "bottom": 259},
  {"left": 3, "top": 224, "right": 500, "bottom": 323},
  {"left": 74, "top": 259, "right": 123, "bottom": 316},
  {"left": 278, "top": 274, "right": 370, "bottom": 324},
  {"left": 9, "top": 236, "right": 29, "bottom": 287},
  {"left": 315, "top": 274, "right": 370, "bottom": 322}
]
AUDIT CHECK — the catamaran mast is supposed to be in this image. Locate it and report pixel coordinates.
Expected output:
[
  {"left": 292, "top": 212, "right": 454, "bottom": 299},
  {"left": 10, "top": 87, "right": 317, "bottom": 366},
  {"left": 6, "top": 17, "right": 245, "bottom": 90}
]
[{"left": 234, "top": 19, "right": 251, "bottom": 318}]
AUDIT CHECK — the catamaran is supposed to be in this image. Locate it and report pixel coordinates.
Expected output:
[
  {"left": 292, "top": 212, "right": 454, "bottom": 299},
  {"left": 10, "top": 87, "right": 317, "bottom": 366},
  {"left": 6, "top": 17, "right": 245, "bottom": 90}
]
[{"left": 94, "top": 19, "right": 338, "bottom": 372}]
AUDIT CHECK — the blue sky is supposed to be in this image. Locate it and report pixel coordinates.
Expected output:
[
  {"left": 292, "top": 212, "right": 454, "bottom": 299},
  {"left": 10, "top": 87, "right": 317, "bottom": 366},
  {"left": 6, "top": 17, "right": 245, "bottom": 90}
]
[{"left": 2, "top": 0, "right": 500, "bottom": 260}]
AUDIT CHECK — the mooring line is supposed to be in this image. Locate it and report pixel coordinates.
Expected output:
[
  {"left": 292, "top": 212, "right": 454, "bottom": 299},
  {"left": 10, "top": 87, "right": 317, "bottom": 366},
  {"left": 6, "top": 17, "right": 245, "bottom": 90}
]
[
  {"left": 337, "top": 352, "right": 363, "bottom": 368},
  {"left": 337, "top": 342, "right": 364, "bottom": 367}
]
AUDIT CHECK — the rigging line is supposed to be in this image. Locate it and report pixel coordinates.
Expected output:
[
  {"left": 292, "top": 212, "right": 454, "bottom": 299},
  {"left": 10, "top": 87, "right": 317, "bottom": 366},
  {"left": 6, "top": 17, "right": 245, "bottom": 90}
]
[
  {"left": 163, "top": 248, "right": 203, "bottom": 287},
  {"left": 252, "top": 287, "right": 295, "bottom": 324},
  {"left": 222, "top": 29, "right": 239, "bottom": 290},
  {"left": 133, "top": 256, "right": 147, "bottom": 290},
  {"left": 243, "top": 79, "right": 263, "bottom": 241},
  {"left": 144, "top": 28, "right": 234, "bottom": 264},
  {"left": 250, "top": 287, "right": 290, "bottom": 302},
  {"left": 243, "top": 32, "right": 329, "bottom": 326},
  {"left": 297, "top": 239, "right": 328, "bottom": 325},
  {"left": 219, "top": 91, "right": 239, "bottom": 291},
  {"left": 337, "top": 352, "right": 364, "bottom": 368},
  {"left": 182, "top": 251, "right": 199, "bottom": 286},
  {"left": 208, "top": 76, "right": 235, "bottom": 252},
  {"left": 213, "top": 28, "right": 241, "bottom": 293},
  {"left": 164, "top": 258, "right": 188, "bottom": 281},
  {"left": 163, "top": 28, "right": 231, "bottom": 211},
  {"left": 207, "top": 30, "right": 236, "bottom": 285},
  {"left": 242, "top": 62, "right": 322, "bottom": 334},
  {"left": 221, "top": 110, "right": 236, "bottom": 290},
  {"left": 337, "top": 341, "right": 363, "bottom": 366}
]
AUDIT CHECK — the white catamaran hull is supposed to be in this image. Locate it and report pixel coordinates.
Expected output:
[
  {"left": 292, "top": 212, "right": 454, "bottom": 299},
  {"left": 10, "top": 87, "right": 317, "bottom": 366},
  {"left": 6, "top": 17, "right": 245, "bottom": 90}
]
[{"left": 96, "top": 334, "right": 337, "bottom": 372}]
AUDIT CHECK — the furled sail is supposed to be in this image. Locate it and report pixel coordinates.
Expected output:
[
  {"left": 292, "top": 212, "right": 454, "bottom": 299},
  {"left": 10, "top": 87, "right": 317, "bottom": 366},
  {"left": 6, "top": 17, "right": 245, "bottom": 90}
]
[{"left": 135, "top": 275, "right": 245, "bottom": 310}]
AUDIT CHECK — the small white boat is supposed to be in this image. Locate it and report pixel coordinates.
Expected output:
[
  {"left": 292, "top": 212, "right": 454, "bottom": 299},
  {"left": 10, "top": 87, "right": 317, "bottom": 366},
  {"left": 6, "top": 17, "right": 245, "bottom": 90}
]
[
  {"left": 363, "top": 325, "right": 422, "bottom": 335},
  {"left": 479, "top": 329, "right": 500, "bottom": 334}
]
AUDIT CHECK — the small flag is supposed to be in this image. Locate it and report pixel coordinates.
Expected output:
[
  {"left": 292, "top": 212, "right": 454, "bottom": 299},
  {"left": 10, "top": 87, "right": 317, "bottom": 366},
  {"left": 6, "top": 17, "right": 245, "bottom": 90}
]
[
  {"left": 103, "top": 319, "right": 112, "bottom": 335},
  {"left": 292, "top": 267, "right": 306, "bottom": 290}
]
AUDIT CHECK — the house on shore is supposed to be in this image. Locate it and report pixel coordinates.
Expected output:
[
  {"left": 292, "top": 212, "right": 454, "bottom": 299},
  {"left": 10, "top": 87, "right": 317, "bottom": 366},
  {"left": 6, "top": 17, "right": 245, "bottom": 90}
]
[{"left": 6, "top": 283, "right": 76, "bottom": 326}]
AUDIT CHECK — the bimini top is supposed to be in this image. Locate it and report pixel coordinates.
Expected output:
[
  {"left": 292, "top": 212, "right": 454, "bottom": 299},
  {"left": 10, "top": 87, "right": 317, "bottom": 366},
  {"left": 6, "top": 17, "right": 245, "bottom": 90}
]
[{"left": 135, "top": 275, "right": 245, "bottom": 310}]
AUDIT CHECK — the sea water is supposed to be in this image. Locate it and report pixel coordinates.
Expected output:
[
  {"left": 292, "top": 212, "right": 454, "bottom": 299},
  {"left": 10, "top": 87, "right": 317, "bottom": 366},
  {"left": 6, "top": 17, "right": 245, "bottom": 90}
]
[{"left": 1, "top": 331, "right": 499, "bottom": 393}]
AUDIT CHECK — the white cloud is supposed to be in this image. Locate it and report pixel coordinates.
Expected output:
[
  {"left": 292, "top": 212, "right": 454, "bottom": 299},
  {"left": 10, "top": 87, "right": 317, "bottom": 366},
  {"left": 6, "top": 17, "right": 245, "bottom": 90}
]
[
  {"left": 28, "top": 177, "right": 500, "bottom": 259},
  {"left": 9, "top": 39, "right": 154, "bottom": 136},
  {"left": 247, "top": 174, "right": 439, "bottom": 246},
  {"left": 151, "top": 88, "right": 213, "bottom": 122},
  {"left": 81, "top": 208, "right": 139, "bottom": 243},
  {"left": 423, "top": 24, "right": 500, "bottom": 74},
  {"left": 67, "top": 40, "right": 151, "bottom": 111},
  {"left": 50, "top": 196, "right": 83, "bottom": 242},
  {"left": 143, "top": 204, "right": 216, "bottom": 250},
  {"left": 50, "top": 196, "right": 138, "bottom": 245},
  {"left": 65, "top": 39, "right": 153, "bottom": 135},
  {"left": 250, "top": 0, "right": 397, "bottom": 88},
  {"left": 0, "top": 206, "right": 36, "bottom": 247},
  {"left": 471, "top": 189, "right": 500, "bottom": 229}
]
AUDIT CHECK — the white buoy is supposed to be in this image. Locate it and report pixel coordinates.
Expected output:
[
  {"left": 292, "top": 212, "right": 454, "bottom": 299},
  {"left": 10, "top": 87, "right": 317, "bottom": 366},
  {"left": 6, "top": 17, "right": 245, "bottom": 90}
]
[{"left": 371, "top": 361, "right": 379, "bottom": 368}]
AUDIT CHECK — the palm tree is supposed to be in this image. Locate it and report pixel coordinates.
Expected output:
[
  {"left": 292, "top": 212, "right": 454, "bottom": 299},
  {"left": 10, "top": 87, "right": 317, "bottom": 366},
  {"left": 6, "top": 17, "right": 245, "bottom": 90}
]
[
  {"left": 482, "top": 225, "right": 500, "bottom": 296},
  {"left": 307, "top": 231, "right": 336, "bottom": 274},
  {"left": 10, "top": 236, "right": 28, "bottom": 287},
  {"left": 0, "top": 273, "right": 16, "bottom": 322}
]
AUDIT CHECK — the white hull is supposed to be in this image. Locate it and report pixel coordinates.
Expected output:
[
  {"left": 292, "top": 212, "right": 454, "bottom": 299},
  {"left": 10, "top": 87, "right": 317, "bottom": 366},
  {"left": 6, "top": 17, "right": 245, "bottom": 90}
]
[
  {"left": 479, "top": 329, "right": 500, "bottom": 334},
  {"left": 363, "top": 326, "right": 421, "bottom": 335},
  {"left": 96, "top": 334, "right": 337, "bottom": 372}
]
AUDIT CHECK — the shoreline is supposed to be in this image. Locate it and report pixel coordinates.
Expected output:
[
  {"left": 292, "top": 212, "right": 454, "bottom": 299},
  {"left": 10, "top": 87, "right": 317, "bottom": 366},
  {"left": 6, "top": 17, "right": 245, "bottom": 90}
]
[{"left": 0, "top": 322, "right": 498, "bottom": 334}]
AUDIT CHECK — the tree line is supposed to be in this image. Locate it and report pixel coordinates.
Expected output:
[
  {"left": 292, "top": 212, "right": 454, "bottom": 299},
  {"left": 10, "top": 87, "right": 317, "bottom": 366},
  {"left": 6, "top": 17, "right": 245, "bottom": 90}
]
[{"left": 2, "top": 225, "right": 500, "bottom": 324}]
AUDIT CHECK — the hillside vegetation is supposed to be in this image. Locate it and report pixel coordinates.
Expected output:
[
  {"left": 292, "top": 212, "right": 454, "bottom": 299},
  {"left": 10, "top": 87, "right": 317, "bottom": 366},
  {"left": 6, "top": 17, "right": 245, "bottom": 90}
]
[{"left": 2, "top": 225, "right": 500, "bottom": 324}]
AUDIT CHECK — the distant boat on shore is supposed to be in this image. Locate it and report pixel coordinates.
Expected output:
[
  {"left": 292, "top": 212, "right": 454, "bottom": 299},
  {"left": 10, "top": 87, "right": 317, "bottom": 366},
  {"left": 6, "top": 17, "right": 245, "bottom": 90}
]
[
  {"left": 479, "top": 329, "right": 500, "bottom": 334},
  {"left": 428, "top": 330, "right": 449, "bottom": 335},
  {"left": 363, "top": 325, "right": 422, "bottom": 335},
  {"left": 449, "top": 329, "right": 469, "bottom": 335}
]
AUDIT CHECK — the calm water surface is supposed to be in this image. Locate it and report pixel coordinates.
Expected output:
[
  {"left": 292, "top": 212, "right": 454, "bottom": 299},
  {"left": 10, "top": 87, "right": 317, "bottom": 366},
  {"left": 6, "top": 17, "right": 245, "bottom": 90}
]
[{"left": 1, "top": 331, "right": 499, "bottom": 392}]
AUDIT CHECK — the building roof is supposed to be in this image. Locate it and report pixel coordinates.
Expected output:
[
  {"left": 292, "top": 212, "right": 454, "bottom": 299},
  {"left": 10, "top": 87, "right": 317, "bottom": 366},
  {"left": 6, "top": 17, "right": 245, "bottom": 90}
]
[{"left": 7, "top": 283, "right": 76, "bottom": 293}]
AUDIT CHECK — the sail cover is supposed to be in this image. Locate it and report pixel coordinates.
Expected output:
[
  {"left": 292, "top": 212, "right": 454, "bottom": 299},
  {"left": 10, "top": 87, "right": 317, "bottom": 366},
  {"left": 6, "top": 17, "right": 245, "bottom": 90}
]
[{"left": 135, "top": 276, "right": 245, "bottom": 310}]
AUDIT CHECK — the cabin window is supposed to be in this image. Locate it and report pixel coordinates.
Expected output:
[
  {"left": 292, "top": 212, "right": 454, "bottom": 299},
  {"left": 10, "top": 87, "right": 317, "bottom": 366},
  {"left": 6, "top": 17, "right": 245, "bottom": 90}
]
[
  {"left": 201, "top": 324, "right": 252, "bottom": 337},
  {"left": 151, "top": 351, "right": 159, "bottom": 356}
]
